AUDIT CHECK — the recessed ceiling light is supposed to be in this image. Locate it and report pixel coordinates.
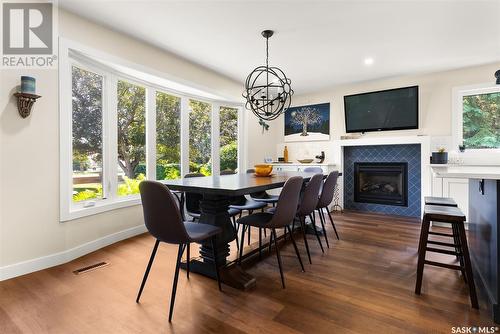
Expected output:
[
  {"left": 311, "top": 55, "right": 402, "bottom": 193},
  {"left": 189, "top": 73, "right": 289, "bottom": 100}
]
[{"left": 364, "top": 57, "right": 374, "bottom": 66}]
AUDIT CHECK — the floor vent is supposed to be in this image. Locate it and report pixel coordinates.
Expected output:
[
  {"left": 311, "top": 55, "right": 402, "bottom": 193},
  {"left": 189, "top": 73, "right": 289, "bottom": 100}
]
[{"left": 73, "top": 261, "right": 109, "bottom": 275}]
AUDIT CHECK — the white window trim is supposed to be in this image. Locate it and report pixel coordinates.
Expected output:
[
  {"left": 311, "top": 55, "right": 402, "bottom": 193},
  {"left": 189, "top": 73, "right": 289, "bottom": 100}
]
[
  {"left": 452, "top": 83, "right": 500, "bottom": 154},
  {"left": 60, "top": 38, "right": 244, "bottom": 222}
]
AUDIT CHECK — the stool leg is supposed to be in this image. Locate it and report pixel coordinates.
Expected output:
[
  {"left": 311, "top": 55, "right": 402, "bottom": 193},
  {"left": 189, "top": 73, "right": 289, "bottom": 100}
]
[
  {"left": 415, "top": 216, "right": 430, "bottom": 295},
  {"left": 452, "top": 223, "right": 467, "bottom": 283},
  {"left": 457, "top": 222, "right": 479, "bottom": 309}
]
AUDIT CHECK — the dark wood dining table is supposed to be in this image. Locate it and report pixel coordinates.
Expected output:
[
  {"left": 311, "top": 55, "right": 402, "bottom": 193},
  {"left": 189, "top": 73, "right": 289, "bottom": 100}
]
[{"left": 161, "top": 171, "right": 339, "bottom": 290}]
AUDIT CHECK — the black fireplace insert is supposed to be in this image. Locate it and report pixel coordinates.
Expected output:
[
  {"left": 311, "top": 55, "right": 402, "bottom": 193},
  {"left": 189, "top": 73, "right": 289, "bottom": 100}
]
[{"left": 354, "top": 162, "right": 408, "bottom": 206}]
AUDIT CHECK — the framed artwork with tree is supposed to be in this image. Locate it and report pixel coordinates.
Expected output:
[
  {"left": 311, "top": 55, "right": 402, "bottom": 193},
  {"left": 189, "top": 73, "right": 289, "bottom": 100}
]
[{"left": 284, "top": 102, "right": 330, "bottom": 142}]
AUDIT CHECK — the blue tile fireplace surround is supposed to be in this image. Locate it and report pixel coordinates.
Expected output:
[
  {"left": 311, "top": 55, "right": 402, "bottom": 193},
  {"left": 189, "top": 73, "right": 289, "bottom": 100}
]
[{"left": 343, "top": 144, "right": 421, "bottom": 218}]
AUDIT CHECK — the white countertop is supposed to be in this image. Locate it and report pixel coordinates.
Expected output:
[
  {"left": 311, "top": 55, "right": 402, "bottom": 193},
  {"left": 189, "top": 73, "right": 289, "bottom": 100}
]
[
  {"left": 431, "top": 165, "right": 500, "bottom": 180},
  {"left": 271, "top": 162, "right": 336, "bottom": 166}
]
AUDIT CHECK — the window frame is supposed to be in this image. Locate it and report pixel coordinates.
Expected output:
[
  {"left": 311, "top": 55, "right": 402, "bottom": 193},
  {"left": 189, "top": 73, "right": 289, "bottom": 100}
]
[
  {"left": 452, "top": 83, "right": 500, "bottom": 154},
  {"left": 60, "top": 39, "right": 243, "bottom": 222}
]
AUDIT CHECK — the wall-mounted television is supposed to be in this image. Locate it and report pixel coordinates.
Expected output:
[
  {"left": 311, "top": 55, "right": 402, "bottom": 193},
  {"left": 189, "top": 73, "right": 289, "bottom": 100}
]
[{"left": 344, "top": 86, "right": 419, "bottom": 133}]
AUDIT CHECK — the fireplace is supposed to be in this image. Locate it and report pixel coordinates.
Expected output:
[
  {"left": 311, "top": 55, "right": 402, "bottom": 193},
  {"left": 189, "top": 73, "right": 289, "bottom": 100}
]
[{"left": 354, "top": 162, "right": 408, "bottom": 206}]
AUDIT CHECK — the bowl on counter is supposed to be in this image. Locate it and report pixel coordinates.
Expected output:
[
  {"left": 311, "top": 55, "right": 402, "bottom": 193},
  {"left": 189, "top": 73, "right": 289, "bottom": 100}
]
[
  {"left": 254, "top": 164, "right": 273, "bottom": 177},
  {"left": 297, "top": 159, "right": 314, "bottom": 164}
]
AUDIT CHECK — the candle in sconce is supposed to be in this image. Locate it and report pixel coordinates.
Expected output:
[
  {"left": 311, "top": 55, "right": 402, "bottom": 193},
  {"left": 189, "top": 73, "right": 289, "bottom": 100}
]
[{"left": 21, "top": 76, "right": 36, "bottom": 94}]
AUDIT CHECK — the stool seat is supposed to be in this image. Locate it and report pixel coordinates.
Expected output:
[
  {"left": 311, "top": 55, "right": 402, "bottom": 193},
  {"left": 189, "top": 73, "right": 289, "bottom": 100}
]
[
  {"left": 423, "top": 205, "right": 465, "bottom": 222},
  {"left": 424, "top": 196, "right": 457, "bottom": 207}
]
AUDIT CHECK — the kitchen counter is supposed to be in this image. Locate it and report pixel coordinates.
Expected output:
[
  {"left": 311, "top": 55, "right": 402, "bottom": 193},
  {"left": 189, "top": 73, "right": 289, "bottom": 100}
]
[{"left": 431, "top": 165, "right": 500, "bottom": 180}]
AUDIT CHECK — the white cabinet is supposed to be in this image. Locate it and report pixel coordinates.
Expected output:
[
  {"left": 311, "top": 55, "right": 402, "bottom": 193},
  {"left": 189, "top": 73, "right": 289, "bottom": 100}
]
[
  {"left": 431, "top": 171, "right": 469, "bottom": 221},
  {"left": 271, "top": 163, "right": 339, "bottom": 210},
  {"left": 442, "top": 177, "right": 469, "bottom": 220}
]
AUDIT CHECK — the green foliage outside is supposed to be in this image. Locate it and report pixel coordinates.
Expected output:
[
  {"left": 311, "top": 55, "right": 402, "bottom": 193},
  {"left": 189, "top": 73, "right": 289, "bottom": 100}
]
[
  {"left": 463, "top": 93, "right": 500, "bottom": 149},
  {"left": 72, "top": 66, "right": 239, "bottom": 202}
]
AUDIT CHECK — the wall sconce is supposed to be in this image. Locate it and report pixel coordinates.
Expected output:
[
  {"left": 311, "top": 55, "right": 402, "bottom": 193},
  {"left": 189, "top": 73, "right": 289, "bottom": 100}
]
[{"left": 14, "top": 76, "right": 41, "bottom": 118}]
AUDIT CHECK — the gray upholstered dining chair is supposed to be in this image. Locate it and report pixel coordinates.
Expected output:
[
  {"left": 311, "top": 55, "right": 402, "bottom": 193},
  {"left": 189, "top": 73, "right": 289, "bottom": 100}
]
[
  {"left": 303, "top": 167, "right": 324, "bottom": 174},
  {"left": 295, "top": 173, "right": 325, "bottom": 264},
  {"left": 247, "top": 168, "right": 280, "bottom": 206},
  {"left": 316, "top": 171, "right": 340, "bottom": 247},
  {"left": 236, "top": 176, "right": 304, "bottom": 288},
  {"left": 136, "top": 180, "right": 223, "bottom": 322}
]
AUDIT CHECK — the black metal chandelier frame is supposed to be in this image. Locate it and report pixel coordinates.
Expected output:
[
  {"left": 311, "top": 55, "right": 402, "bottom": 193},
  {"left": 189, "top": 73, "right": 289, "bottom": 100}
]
[{"left": 243, "top": 30, "right": 294, "bottom": 121}]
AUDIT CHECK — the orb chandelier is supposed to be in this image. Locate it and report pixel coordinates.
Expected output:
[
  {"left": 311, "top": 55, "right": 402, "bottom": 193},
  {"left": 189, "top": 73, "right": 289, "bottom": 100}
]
[{"left": 243, "top": 30, "right": 294, "bottom": 121}]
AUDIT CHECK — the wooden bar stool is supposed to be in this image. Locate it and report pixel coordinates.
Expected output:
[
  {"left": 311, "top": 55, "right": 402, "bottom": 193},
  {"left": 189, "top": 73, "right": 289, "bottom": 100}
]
[
  {"left": 415, "top": 204, "right": 478, "bottom": 309},
  {"left": 424, "top": 196, "right": 462, "bottom": 263}
]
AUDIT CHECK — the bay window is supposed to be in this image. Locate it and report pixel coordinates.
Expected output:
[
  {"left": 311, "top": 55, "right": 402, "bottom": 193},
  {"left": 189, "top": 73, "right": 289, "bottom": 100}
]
[{"left": 60, "top": 40, "right": 243, "bottom": 221}]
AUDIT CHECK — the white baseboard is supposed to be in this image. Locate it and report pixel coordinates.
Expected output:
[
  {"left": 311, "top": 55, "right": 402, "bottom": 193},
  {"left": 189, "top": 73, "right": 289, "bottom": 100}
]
[{"left": 0, "top": 224, "right": 147, "bottom": 281}]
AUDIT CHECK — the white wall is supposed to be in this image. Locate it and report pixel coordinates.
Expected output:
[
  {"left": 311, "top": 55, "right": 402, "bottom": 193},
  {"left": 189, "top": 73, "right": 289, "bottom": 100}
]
[
  {"left": 263, "top": 62, "right": 500, "bottom": 165},
  {"left": 0, "top": 10, "right": 242, "bottom": 276}
]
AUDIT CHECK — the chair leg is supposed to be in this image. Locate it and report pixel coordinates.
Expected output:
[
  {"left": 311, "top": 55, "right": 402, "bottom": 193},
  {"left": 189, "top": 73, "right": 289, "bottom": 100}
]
[
  {"left": 415, "top": 217, "right": 430, "bottom": 295},
  {"left": 232, "top": 216, "right": 239, "bottom": 251},
  {"left": 299, "top": 216, "right": 312, "bottom": 264},
  {"left": 457, "top": 222, "right": 479, "bottom": 309},
  {"left": 272, "top": 229, "right": 286, "bottom": 289},
  {"left": 309, "top": 214, "right": 324, "bottom": 253},
  {"left": 326, "top": 208, "right": 340, "bottom": 240},
  {"left": 136, "top": 239, "right": 160, "bottom": 303},
  {"left": 210, "top": 236, "right": 222, "bottom": 292},
  {"left": 264, "top": 228, "right": 267, "bottom": 237},
  {"left": 239, "top": 225, "right": 247, "bottom": 264},
  {"left": 287, "top": 225, "right": 305, "bottom": 272},
  {"left": 259, "top": 228, "right": 262, "bottom": 260},
  {"left": 168, "top": 244, "right": 184, "bottom": 322},
  {"left": 186, "top": 243, "right": 190, "bottom": 279},
  {"left": 247, "top": 211, "right": 253, "bottom": 245},
  {"left": 268, "top": 229, "right": 274, "bottom": 254},
  {"left": 318, "top": 209, "right": 330, "bottom": 248}
]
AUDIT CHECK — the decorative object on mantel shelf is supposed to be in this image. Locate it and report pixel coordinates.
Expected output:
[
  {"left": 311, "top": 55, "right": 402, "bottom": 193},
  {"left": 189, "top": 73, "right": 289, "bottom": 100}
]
[
  {"left": 243, "top": 30, "right": 293, "bottom": 121},
  {"left": 340, "top": 134, "right": 363, "bottom": 140},
  {"left": 315, "top": 151, "right": 325, "bottom": 163},
  {"left": 14, "top": 76, "right": 41, "bottom": 118},
  {"left": 258, "top": 119, "right": 269, "bottom": 133},
  {"left": 297, "top": 159, "right": 314, "bottom": 164},
  {"left": 431, "top": 147, "right": 448, "bottom": 164},
  {"left": 495, "top": 69, "right": 500, "bottom": 85}
]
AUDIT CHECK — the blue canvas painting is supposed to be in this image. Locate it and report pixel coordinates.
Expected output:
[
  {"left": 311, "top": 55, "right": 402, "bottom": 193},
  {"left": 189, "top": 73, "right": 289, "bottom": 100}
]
[{"left": 284, "top": 103, "right": 330, "bottom": 142}]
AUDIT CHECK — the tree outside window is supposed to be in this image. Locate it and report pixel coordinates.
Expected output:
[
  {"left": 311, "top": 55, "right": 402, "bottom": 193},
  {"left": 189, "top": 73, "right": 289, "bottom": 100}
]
[
  {"left": 463, "top": 92, "right": 500, "bottom": 149},
  {"left": 189, "top": 100, "right": 212, "bottom": 175},
  {"left": 220, "top": 106, "right": 238, "bottom": 172},
  {"left": 156, "top": 91, "right": 181, "bottom": 180}
]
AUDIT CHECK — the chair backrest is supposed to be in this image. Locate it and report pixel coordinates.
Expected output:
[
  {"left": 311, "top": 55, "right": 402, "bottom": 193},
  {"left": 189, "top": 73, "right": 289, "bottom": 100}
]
[
  {"left": 246, "top": 168, "right": 255, "bottom": 173},
  {"left": 139, "top": 181, "right": 189, "bottom": 244},
  {"left": 297, "top": 174, "right": 323, "bottom": 216},
  {"left": 303, "top": 167, "right": 323, "bottom": 174},
  {"left": 184, "top": 173, "right": 204, "bottom": 214},
  {"left": 220, "top": 169, "right": 236, "bottom": 175},
  {"left": 269, "top": 176, "right": 303, "bottom": 228},
  {"left": 317, "top": 171, "right": 339, "bottom": 208}
]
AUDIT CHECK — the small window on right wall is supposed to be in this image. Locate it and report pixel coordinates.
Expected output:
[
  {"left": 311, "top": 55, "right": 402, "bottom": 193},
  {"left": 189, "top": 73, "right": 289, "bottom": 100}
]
[{"left": 456, "top": 86, "right": 500, "bottom": 151}]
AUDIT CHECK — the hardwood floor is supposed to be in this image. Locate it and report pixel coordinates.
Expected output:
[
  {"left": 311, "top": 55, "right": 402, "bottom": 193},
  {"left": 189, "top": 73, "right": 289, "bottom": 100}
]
[{"left": 0, "top": 211, "right": 495, "bottom": 333}]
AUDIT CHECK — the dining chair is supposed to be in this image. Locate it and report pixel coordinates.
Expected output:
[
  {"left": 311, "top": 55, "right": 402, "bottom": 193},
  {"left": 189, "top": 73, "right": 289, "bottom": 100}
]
[
  {"left": 236, "top": 176, "right": 304, "bottom": 288},
  {"left": 303, "top": 167, "right": 324, "bottom": 174},
  {"left": 136, "top": 181, "right": 223, "bottom": 322},
  {"left": 295, "top": 173, "right": 325, "bottom": 264},
  {"left": 247, "top": 169, "right": 280, "bottom": 207},
  {"left": 316, "top": 171, "right": 340, "bottom": 248},
  {"left": 226, "top": 169, "right": 267, "bottom": 246}
]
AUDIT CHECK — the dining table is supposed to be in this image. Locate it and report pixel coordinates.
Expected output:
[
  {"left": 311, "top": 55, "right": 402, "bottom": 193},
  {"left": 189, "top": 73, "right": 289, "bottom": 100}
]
[{"left": 161, "top": 170, "right": 337, "bottom": 290}]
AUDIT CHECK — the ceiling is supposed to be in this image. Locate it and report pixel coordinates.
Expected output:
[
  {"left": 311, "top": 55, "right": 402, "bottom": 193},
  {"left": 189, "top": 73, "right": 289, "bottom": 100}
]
[{"left": 59, "top": 0, "right": 500, "bottom": 95}]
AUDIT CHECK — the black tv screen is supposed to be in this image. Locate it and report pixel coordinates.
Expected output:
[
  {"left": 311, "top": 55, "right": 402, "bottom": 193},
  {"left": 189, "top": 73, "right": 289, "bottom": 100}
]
[{"left": 344, "top": 86, "right": 419, "bottom": 133}]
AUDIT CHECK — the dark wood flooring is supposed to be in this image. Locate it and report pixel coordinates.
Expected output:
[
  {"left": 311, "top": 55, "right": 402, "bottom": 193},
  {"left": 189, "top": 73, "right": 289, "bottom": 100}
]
[{"left": 0, "top": 211, "right": 495, "bottom": 333}]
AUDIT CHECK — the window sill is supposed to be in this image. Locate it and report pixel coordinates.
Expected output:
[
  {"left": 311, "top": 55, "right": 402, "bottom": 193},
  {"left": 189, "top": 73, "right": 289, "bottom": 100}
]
[{"left": 61, "top": 196, "right": 142, "bottom": 222}]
